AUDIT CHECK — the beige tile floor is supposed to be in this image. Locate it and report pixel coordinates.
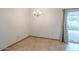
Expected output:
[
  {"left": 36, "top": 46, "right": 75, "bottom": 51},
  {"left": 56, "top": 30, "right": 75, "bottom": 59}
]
[{"left": 4, "top": 36, "right": 79, "bottom": 51}]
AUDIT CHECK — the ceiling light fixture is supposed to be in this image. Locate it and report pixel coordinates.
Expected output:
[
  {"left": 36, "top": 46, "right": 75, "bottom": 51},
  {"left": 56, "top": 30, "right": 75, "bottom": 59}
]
[{"left": 33, "top": 9, "right": 42, "bottom": 16}]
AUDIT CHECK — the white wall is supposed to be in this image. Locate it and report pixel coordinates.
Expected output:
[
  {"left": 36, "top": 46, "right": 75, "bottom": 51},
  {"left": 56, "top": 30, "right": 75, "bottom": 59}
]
[
  {"left": 0, "top": 8, "right": 63, "bottom": 50},
  {"left": 0, "top": 8, "right": 30, "bottom": 50},
  {"left": 30, "top": 8, "right": 63, "bottom": 40}
]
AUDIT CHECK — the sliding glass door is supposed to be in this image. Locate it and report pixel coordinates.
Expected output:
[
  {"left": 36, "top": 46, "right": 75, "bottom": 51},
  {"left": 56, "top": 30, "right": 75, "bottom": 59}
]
[{"left": 65, "top": 9, "right": 79, "bottom": 43}]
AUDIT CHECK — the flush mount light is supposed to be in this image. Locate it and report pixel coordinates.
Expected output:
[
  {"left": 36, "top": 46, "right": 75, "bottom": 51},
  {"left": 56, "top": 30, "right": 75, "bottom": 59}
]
[{"left": 33, "top": 9, "right": 42, "bottom": 16}]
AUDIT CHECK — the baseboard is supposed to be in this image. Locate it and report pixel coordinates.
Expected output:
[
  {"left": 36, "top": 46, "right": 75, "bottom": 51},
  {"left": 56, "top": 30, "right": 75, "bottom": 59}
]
[
  {"left": 1, "top": 35, "right": 31, "bottom": 51},
  {"left": 1, "top": 35, "right": 62, "bottom": 51},
  {"left": 29, "top": 35, "right": 61, "bottom": 41}
]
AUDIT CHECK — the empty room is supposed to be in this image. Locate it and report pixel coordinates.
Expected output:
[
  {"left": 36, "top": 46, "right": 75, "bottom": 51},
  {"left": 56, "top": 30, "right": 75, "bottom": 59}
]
[{"left": 0, "top": 8, "right": 79, "bottom": 51}]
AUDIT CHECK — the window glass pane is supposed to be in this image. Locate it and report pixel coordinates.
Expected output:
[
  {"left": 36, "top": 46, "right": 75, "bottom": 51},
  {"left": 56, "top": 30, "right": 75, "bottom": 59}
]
[{"left": 67, "top": 11, "right": 79, "bottom": 30}]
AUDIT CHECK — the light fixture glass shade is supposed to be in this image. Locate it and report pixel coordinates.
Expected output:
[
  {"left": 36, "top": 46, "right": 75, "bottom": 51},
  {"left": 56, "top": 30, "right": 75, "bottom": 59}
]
[
  {"left": 39, "top": 11, "right": 42, "bottom": 15},
  {"left": 33, "top": 11, "right": 37, "bottom": 16},
  {"left": 33, "top": 9, "right": 42, "bottom": 16}
]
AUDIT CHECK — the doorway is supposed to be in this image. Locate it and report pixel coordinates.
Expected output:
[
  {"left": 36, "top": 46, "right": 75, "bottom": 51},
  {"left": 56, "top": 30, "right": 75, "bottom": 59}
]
[{"left": 65, "top": 9, "right": 79, "bottom": 43}]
